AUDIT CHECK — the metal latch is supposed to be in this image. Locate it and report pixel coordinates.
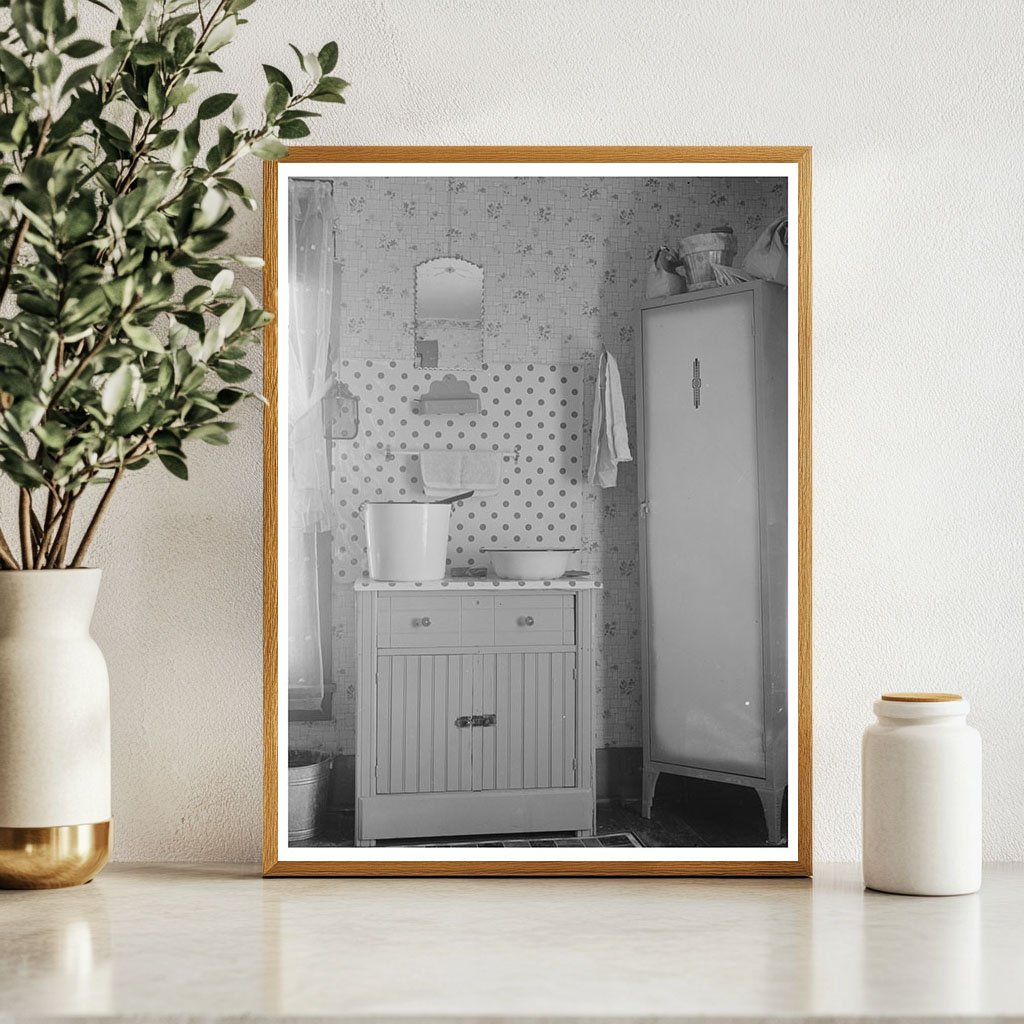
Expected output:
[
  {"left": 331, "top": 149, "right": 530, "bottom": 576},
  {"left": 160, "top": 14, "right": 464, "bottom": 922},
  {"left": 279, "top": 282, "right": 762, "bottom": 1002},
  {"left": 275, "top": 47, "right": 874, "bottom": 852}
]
[{"left": 454, "top": 714, "right": 497, "bottom": 728}]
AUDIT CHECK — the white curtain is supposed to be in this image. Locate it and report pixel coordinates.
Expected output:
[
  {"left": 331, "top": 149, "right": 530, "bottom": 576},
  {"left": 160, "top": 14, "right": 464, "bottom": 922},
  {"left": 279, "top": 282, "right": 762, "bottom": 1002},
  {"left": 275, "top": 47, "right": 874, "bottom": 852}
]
[{"left": 287, "top": 182, "right": 334, "bottom": 710}]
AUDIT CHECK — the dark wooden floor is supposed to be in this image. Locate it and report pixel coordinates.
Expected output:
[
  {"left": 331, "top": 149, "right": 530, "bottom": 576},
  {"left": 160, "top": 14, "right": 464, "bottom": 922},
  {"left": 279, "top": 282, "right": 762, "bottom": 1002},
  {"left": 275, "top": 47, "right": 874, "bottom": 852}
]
[{"left": 295, "top": 775, "right": 784, "bottom": 849}]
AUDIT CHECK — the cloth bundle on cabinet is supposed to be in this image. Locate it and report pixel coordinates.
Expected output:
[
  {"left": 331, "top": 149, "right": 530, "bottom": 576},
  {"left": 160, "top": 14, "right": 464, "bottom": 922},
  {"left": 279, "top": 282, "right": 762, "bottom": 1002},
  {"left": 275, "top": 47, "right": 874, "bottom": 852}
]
[
  {"left": 742, "top": 216, "right": 788, "bottom": 284},
  {"left": 644, "top": 246, "right": 685, "bottom": 298},
  {"left": 587, "top": 349, "right": 631, "bottom": 488}
]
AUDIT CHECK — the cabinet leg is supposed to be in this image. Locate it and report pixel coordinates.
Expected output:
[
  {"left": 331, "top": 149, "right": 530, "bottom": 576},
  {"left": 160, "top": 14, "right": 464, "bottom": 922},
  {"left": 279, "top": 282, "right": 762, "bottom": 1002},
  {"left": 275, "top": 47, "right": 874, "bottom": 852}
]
[
  {"left": 576, "top": 828, "right": 594, "bottom": 839},
  {"left": 756, "top": 786, "right": 786, "bottom": 846},
  {"left": 641, "top": 770, "right": 658, "bottom": 819},
  {"left": 354, "top": 838, "right": 376, "bottom": 848}
]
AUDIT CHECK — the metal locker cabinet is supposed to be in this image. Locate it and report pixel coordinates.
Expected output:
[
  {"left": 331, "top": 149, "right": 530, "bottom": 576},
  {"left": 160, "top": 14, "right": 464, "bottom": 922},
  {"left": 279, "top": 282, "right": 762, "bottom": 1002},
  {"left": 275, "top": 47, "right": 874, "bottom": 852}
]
[{"left": 636, "top": 280, "right": 789, "bottom": 845}]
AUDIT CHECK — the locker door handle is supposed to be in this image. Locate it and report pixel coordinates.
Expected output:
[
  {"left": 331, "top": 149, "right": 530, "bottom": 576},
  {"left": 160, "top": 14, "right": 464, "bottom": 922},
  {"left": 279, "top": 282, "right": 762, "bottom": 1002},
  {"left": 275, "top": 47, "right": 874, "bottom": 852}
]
[
  {"left": 692, "top": 357, "right": 702, "bottom": 409},
  {"left": 454, "top": 715, "right": 497, "bottom": 728}
]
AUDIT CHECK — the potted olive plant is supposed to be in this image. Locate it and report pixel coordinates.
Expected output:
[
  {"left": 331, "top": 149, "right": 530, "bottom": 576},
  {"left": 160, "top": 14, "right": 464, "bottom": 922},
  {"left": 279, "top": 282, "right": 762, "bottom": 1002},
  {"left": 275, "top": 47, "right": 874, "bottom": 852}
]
[{"left": 0, "top": 0, "right": 346, "bottom": 888}]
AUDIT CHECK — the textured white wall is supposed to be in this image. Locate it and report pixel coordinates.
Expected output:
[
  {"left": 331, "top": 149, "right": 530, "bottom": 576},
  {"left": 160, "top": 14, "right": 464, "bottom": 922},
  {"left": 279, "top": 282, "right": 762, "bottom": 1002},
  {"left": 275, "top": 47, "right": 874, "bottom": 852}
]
[{"left": 70, "top": 0, "right": 1024, "bottom": 862}]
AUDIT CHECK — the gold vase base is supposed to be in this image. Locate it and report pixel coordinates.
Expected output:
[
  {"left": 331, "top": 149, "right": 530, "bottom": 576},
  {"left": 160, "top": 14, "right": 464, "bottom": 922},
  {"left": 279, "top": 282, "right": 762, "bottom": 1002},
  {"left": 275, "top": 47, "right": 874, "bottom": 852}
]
[{"left": 0, "top": 821, "right": 111, "bottom": 889}]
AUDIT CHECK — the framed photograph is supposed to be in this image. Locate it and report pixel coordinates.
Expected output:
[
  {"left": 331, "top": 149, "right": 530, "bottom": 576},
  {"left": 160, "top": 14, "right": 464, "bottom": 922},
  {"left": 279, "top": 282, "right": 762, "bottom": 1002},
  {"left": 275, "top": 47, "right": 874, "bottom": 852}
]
[{"left": 263, "top": 147, "right": 811, "bottom": 876}]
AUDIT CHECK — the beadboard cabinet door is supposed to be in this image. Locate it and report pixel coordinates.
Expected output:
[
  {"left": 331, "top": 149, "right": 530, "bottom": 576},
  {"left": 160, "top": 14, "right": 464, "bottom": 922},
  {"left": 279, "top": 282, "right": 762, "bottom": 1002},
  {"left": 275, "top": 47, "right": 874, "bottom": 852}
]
[
  {"left": 374, "top": 651, "right": 578, "bottom": 796},
  {"left": 374, "top": 654, "right": 474, "bottom": 795},
  {"left": 482, "top": 652, "right": 577, "bottom": 792}
]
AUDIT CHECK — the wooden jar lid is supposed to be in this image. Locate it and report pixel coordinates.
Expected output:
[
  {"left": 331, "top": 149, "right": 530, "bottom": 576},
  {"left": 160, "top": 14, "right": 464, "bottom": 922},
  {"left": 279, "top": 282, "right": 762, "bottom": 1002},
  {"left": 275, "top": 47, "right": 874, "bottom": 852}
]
[{"left": 881, "top": 692, "right": 962, "bottom": 702}]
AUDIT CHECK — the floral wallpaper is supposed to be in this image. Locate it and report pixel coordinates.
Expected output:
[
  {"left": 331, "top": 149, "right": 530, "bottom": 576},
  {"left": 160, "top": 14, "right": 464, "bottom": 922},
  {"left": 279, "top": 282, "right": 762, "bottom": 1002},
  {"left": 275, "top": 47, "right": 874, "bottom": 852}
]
[{"left": 292, "top": 175, "right": 787, "bottom": 765}]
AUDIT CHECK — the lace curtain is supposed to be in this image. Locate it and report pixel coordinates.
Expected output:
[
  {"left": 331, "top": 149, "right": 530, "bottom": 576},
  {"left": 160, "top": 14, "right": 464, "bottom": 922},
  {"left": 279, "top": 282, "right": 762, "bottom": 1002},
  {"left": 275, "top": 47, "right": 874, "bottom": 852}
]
[{"left": 287, "top": 182, "right": 334, "bottom": 710}]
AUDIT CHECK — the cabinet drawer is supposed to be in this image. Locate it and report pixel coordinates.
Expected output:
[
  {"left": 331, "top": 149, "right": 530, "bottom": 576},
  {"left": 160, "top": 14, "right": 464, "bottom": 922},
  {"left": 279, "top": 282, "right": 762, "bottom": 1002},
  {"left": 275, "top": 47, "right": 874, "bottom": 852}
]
[
  {"left": 494, "top": 595, "right": 575, "bottom": 646},
  {"left": 378, "top": 595, "right": 463, "bottom": 647}
]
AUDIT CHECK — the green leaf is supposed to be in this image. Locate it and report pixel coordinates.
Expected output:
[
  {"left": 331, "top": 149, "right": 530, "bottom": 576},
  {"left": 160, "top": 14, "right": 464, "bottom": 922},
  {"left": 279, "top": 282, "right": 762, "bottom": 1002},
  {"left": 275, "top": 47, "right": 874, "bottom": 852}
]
[
  {"left": 189, "top": 422, "right": 231, "bottom": 445},
  {"left": 37, "top": 51, "right": 63, "bottom": 86},
  {"left": 121, "top": 0, "right": 152, "bottom": 33},
  {"left": 158, "top": 452, "right": 188, "bottom": 479},
  {"left": 215, "top": 388, "right": 248, "bottom": 408},
  {"left": 251, "top": 138, "right": 287, "bottom": 160},
  {"left": 112, "top": 405, "right": 151, "bottom": 435},
  {"left": 172, "top": 26, "right": 196, "bottom": 65},
  {"left": 318, "top": 75, "right": 349, "bottom": 93},
  {"left": 262, "top": 64, "right": 292, "bottom": 94},
  {"left": 34, "top": 421, "right": 70, "bottom": 449},
  {"left": 210, "top": 268, "right": 234, "bottom": 294},
  {"left": 264, "top": 82, "right": 289, "bottom": 117},
  {"left": 132, "top": 42, "right": 168, "bottom": 66},
  {"left": 0, "top": 50, "right": 33, "bottom": 87},
  {"left": 60, "top": 62, "right": 97, "bottom": 96},
  {"left": 300, "top": 51, "right": 321, "bottom": 81},
  {"left": 166, "top": 82, "right": 200, "bottom": 107},
  {"left": 101, "top": 365, "right": 133, "bottom": 415},
  {"left": 309, "top": 87, "right": 346, "bottom": 104},
  {"left": 278, "top": 120, "right": 310, "bottom": 140},
  {"left": 203, "top": 16, "right": 236, "bottom": 53},
  {"left": 8, "top": 399, "right": 45, "bottom": 432},
  {"left": 63, "top": 38, "right": 104, "bottom": 58},
  {"left": 96, "top": 43, "right": 128, "bottom": 81},
  {"left": 181, "top": 364, "right": 206, "bottom": 392},
  {"left": 317, "top": 41, "right": 339, "bottom": 74},
  {"left": 123, "top": 322, "right": 164, "bottom": 353},
  {"left": 228, "top": 254, "right": 264, "bottom": 269},
  {"left": 1, "top": 456, "right": 46, "bottom": 487},
  {"left": 214, "top": 362, "right": 251, "bottom": 383},
  {"left": 217, "top": 296, "right": 246, "bottom": 339},
  {"left": 198, "top": 91, "right": 237, "bottom": 119}
]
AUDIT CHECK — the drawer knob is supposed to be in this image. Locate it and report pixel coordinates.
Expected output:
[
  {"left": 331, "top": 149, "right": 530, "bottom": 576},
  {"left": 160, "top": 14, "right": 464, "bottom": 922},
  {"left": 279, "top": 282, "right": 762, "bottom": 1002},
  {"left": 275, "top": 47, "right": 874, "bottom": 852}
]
[
  {"left": 418, "top": 616, "right": 431, "bottom": 627},
  {"left": 522, "top": 615, "right": 535, "bottom": 627}
]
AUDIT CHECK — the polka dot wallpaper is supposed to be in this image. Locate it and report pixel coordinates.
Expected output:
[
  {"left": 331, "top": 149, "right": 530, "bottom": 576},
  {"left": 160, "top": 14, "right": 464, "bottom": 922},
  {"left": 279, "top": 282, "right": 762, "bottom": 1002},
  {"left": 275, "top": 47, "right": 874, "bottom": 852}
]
[
  {"left": 332, "top": 360, "right": 587, "bottom": 575},
  {"left": 292, "top": 175, "right": 787, "bottom": 768}
]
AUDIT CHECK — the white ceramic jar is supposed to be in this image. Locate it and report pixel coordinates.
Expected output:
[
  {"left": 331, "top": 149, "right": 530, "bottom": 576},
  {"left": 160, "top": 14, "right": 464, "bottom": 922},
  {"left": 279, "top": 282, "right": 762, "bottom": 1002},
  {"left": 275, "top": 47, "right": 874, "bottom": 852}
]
[{"left": 862, "top": 693, "right": 981, "bottom": 896}]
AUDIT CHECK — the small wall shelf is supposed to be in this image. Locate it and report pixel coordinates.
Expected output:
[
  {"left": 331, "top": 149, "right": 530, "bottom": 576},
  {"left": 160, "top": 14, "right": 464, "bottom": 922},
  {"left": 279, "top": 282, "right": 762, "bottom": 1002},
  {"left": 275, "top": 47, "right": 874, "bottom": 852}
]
[{"left": 415, "top": 374, "right": 481, "bottom": 415}]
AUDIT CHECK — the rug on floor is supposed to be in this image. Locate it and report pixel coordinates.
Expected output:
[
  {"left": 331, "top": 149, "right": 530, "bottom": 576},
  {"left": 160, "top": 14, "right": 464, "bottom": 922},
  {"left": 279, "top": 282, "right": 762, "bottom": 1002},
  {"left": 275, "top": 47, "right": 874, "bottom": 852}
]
[{"left": 408, "top": 832, "right": 644, "bottom": 849}]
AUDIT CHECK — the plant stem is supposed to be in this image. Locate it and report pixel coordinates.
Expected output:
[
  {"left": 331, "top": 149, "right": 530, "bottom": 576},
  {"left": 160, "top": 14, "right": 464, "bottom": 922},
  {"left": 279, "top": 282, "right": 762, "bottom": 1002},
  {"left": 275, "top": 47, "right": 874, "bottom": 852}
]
[
  {"left": 0, "top": 113, "right": 52, "bottom": 309},
  {"left": 44, "top": 490, "right": 80, "bottom": 569},
  {"left": 35, "top": 488, "right": 67, "bottom": 566},
  {"left": 18, "top": 489, "right": 34, "bottom": 569},
  {"left": 70, "top": 466, "right": 124, "bottom": 568},
  {"left": 0, "top": 527, "right": 19, "bottom": 570},
  {"left": 45, "top": 299, "right": 139, "bottom": 414}
]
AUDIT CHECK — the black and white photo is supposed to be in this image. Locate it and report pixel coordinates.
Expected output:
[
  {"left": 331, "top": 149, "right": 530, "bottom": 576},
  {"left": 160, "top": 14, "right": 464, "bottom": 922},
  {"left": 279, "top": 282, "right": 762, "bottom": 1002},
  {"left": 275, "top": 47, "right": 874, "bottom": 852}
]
[{"left": 263, "top": 149, "right": 811, "bottom": 876}]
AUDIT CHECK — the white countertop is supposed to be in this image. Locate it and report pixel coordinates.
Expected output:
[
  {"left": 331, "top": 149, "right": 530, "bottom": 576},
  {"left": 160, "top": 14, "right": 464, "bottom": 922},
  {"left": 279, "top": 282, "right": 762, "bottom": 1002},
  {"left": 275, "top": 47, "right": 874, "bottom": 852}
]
[
  {"left": 354, "top": 575, "right": 601, "bottom": 590},
  {"left": 1, "top": 862, "right": 1021, "bottom": 1020}
]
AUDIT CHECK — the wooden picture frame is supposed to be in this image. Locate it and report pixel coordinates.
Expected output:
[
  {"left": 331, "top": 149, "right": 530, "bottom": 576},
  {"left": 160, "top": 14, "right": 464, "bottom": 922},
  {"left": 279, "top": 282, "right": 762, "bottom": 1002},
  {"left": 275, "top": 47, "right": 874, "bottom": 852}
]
[{"left": 263, "top": 147, "right": 812, "bottom": 877}]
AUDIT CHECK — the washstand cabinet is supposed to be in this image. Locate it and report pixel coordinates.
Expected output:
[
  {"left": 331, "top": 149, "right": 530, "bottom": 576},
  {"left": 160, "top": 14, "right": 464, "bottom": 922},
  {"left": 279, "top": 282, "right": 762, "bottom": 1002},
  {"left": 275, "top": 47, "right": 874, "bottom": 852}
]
[{"left": 354, "top": 578, "right": 598, "bottom": 846}]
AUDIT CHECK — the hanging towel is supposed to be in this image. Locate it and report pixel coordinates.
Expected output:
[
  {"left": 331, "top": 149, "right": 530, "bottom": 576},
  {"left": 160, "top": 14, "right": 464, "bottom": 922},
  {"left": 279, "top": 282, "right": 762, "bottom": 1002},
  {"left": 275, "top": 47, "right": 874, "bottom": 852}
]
[
  {"left": 420, "top": 450, "right": 501, "bottom": 499},
  {"left": 587, "top": 350, "right": 632, "bottom": 488}
]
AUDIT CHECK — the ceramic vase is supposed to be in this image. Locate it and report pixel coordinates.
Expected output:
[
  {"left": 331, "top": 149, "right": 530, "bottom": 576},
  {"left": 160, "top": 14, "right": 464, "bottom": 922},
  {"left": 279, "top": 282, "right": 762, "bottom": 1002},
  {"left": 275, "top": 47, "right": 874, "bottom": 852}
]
[
  {"left": 0, "top": 569, "right": 111, "bottom": 888},
  {"left": 862, "top": 692, "right": 981, "bottom": 896}
]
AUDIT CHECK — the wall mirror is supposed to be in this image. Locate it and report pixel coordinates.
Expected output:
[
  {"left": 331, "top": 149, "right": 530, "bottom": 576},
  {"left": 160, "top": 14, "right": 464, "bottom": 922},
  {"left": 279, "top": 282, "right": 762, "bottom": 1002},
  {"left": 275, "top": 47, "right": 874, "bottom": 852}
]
[{"left": 413, "top": 256, "right": 484, "bottom": 367}]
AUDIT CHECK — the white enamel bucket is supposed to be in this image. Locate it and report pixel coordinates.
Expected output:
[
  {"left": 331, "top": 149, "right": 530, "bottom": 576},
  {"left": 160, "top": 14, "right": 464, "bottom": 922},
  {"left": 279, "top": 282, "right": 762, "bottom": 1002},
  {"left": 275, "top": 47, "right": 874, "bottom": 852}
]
[{"left": 364, "top": 502, "right": 451, "bottom": 581}]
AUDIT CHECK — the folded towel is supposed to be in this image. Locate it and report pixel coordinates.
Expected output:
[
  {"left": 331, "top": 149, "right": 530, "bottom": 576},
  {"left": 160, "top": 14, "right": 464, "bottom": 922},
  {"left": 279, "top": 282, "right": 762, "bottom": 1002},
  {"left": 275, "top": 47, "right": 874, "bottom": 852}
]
[
  {"left": 420, "top": 450, "right": 501, "bottom": 499},
  {"left": 587, "top": 350, "right": 632, "bottom": 488}
]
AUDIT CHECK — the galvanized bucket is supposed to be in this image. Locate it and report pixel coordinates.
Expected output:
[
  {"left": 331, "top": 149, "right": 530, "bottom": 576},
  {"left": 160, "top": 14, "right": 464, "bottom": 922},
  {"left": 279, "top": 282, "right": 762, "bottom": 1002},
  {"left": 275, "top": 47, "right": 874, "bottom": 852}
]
[{"left": 287, "top": 750, "right": 332, "bottom": 842}]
